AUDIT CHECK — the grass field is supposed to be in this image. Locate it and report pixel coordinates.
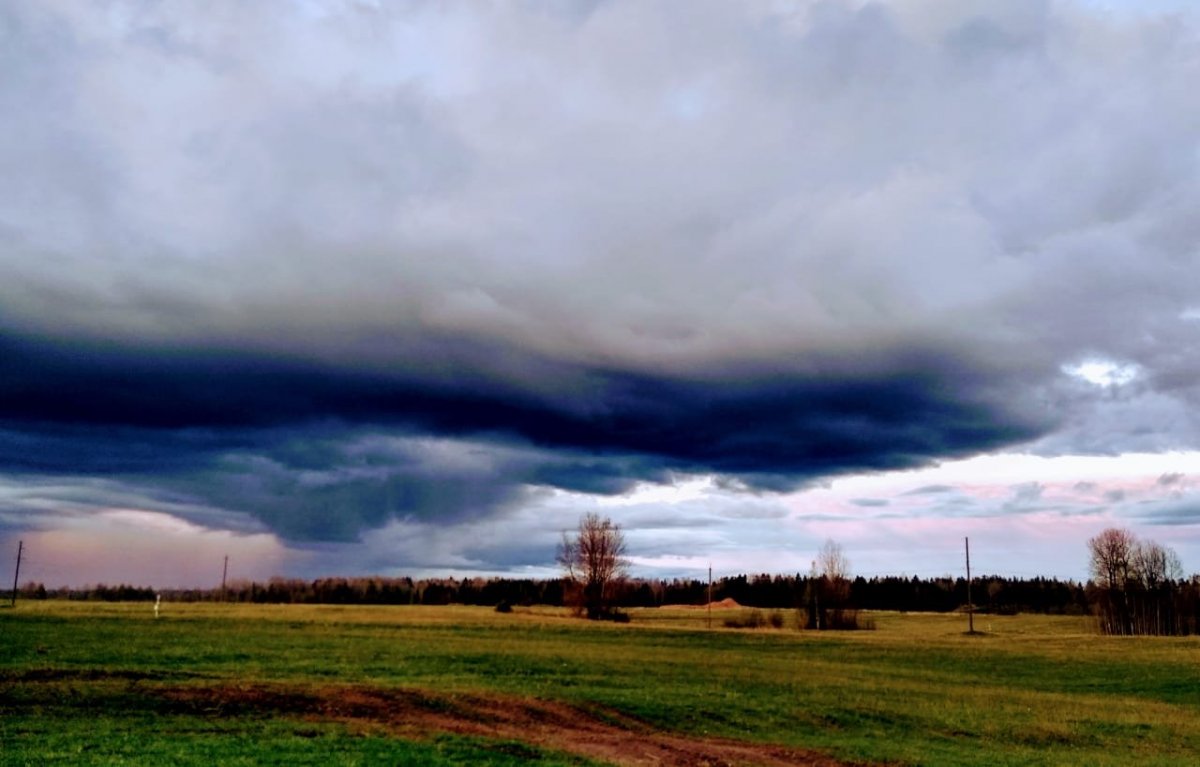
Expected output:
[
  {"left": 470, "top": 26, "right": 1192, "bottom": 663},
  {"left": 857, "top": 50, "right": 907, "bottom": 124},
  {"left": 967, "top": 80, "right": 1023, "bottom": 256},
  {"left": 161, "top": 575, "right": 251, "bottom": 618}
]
[{"left": 3, "top": 601, "right": 1199, "bottom": 765}]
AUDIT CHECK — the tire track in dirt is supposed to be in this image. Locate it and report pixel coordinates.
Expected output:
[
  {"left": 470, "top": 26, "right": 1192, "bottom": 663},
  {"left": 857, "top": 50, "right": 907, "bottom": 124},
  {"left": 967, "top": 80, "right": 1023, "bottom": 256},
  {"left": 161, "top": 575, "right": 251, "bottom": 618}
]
[{"left": 159, "top": 682, "right": 863, "bottom": 766}]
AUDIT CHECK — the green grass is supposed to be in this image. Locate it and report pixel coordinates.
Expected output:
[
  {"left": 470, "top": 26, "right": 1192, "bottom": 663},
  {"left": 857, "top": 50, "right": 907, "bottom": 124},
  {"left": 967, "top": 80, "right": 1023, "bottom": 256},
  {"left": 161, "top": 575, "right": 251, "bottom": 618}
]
[
  {"left": 4, "top": 711, "right": 594, "bottom": 766},
  {"left": 3, "top": 602, "right": 1200, "bottom": 765}
]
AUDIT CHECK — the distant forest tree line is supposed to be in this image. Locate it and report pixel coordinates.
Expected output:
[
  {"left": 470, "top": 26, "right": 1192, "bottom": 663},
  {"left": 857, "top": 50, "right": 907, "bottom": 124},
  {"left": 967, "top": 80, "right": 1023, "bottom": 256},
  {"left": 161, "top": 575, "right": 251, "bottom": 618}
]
[
  {"left": 13, "top": 526, "right": 1196, "bottom": 635},
  {"left": 15, "top": 571, "right": 1197, "bottom": 621}
]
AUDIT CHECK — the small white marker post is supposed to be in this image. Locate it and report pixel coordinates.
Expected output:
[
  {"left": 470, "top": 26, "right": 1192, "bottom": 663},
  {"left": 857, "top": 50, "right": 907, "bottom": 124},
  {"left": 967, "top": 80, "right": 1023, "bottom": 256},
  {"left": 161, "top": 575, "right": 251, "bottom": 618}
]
[{"left": 154, "top": 593, "right": 161, "bottom": 619}]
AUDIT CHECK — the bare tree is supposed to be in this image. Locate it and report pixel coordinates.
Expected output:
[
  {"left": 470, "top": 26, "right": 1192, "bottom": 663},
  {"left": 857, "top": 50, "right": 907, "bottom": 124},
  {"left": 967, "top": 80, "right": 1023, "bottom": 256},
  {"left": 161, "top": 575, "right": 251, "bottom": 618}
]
[
  {"left": 557, "top": 512, "right": 628, "bottom": 620},
  {"left": 1131, "top": 539, "right": 1184, "bottom": 635},
  {"left": 1089, "top": 528, "right": 1136, "bottom": 590},
  {"left": 818, "top": 539, "right": 851, "bottom": 603},
  {"left": 806, "top": 539, "right": 862, "bottom": 630},
  {"left": 1088, "top": 527, "right": 1137, "bottom": 634},
  {"left": 1133, "top": 540, "right": 1183, "bottom": 590}
]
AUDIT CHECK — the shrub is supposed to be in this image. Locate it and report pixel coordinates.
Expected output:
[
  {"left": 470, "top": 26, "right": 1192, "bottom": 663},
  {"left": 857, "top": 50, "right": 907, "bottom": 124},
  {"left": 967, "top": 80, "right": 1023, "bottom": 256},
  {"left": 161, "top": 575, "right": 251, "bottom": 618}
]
[
  {"left": 724, "top": 609, "right": 768, "bottom": 629},
  {"left": 802, "top": 605, "right": 876, "bottom": 631},
  {"left": 828, "top": 609, "right": 874, "bottom": 631}
]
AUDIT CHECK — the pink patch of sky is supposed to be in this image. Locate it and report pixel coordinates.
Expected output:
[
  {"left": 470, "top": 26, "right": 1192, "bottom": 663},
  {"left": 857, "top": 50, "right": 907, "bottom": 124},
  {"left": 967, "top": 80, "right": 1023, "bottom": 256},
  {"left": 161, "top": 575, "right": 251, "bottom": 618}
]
[
  {"left": 779, "top": 451, "right": 1200, "bottom": 580},
  {"left": 9, "top": 509, "right": 287, "bottom": 590}
]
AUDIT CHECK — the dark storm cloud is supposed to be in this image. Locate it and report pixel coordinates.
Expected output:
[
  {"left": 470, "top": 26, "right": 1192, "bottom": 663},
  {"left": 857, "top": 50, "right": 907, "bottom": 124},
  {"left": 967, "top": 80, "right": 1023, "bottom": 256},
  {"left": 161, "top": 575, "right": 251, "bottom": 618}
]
[
  {"left": 0, "top": 323, "right": 1050, "bottom": 540},
  {"left": 459, "top": 539, "right": 561, "bottom": 571},
  {"left": 0, "top": 326, "right": 1048, "bottom": 478},
  {"left": 180, "top": 450, "right": 531, "bottom": 542},
  {"left": 2, "top": 1, "right": 1199, "bottom": 559}
]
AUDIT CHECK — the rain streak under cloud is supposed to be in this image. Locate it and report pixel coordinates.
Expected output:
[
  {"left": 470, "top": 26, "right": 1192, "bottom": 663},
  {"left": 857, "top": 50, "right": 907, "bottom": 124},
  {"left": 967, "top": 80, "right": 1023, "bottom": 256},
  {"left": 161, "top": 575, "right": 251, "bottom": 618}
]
[{"left": 3, "top": 0, "right": 1200, "bottom": 586}]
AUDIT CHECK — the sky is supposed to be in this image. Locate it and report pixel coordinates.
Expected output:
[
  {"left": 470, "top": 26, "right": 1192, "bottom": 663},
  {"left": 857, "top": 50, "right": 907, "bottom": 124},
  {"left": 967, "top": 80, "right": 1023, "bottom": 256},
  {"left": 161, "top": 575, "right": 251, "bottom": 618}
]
[{"left": 3, "top": 0, "right": 1200, "bottom": 588}]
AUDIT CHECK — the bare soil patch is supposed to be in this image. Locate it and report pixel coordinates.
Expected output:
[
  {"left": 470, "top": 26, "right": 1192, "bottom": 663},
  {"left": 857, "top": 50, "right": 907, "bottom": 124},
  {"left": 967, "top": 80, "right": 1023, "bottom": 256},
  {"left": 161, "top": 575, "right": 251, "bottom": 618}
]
[{"left": 160, "top": 682, "right": 858, "bottom": 766}]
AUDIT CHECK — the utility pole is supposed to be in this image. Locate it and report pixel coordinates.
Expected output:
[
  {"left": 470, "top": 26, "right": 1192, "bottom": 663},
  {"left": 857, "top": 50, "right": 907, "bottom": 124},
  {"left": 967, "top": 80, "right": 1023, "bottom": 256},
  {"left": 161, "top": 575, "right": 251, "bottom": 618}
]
[
  {"left": 707, "top": 564, "right": 713, "bottom": 629},
  {"left": 10, "top": 540, "right": 23, "bottom": 607},
  {"left": 221, "top": 555, "right": 229, "bottom": 602},
  {"left": 965, "top": 537, "right": 974, "bottom": 634},
  {"left": 812, "top": 560, "right": 820, "bottom": 631}
]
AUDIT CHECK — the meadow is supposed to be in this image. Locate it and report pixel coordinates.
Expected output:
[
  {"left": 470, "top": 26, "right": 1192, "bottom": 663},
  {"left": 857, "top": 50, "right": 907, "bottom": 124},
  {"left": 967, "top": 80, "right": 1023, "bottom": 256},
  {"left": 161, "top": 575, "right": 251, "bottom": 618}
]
[{"left": 3, "top": 601, "right": 1199, "bottom": 765}]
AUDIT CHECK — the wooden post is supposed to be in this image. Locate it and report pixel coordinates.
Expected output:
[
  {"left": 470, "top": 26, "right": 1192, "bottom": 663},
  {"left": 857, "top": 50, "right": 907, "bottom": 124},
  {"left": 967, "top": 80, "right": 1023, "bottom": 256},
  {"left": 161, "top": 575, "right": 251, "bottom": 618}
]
[
  {"left": 10, "top": 540, "right": 22, "bottom": 607},
  {"left": 965, "top": 537, "right": 974, "bottom": 634},
  {"left": 221, "top": 555, "right": 229, "bottom": 602}
]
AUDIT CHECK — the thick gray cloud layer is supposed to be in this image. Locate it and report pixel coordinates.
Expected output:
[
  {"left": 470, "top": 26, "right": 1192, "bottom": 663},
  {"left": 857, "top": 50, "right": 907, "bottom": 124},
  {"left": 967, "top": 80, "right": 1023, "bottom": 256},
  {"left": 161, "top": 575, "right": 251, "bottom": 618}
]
[{"left": 2, "top": 1, "right": 1199, "bottom": 555}]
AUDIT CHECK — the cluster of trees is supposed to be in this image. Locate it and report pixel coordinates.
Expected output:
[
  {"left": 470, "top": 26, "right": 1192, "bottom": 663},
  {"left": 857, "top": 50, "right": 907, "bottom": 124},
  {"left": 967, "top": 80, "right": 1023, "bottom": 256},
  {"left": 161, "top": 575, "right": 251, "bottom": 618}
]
[{"left": 1087, "top": 528, "right": 1194, "bottom": 635}]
